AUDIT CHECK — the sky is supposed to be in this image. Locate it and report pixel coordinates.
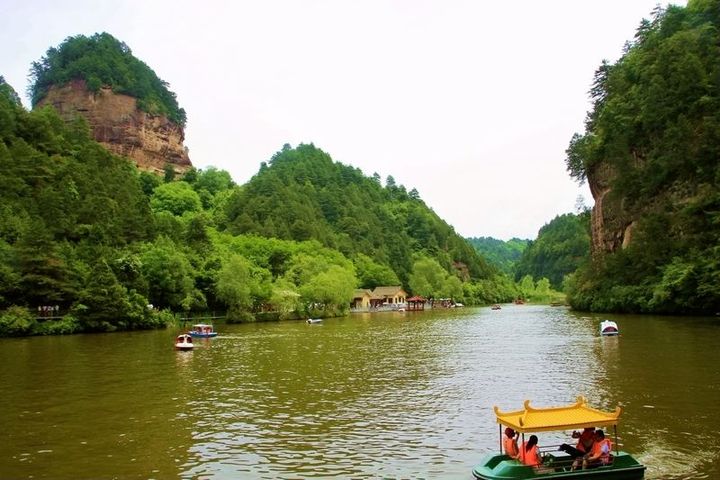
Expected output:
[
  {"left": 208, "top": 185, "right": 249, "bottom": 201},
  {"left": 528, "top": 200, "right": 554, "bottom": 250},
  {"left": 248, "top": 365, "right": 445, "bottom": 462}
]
[{"left": 0, "top": 0, "right": 685, "bottom": 240}]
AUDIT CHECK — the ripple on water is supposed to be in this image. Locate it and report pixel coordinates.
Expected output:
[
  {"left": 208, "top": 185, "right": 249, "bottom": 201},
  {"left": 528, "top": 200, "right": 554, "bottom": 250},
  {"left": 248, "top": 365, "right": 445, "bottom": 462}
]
[{"left": 4, "top": 306, "right": 720, "bottom": 479}]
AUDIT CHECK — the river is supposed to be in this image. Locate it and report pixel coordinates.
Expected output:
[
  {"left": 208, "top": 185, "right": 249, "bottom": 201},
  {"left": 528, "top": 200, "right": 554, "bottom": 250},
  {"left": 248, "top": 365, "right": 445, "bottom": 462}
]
[{"left": 1, "top": 305, "right": 718, "bottom": 479}]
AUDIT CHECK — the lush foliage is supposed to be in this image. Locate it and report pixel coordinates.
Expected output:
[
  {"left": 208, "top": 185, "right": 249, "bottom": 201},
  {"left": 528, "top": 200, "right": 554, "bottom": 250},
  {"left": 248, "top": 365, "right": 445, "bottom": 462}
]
[
  {"left": 1, "top": 69, "right": 524, "bottom": 336},
  {"left": 0, "top": 89, "right": 170, "bottom": 332},
  {"left": 466, "top": 236, "right": 529, "bottom": 274},
  {"left": 28, "top": 33, "right": 187, "bottom": 126},
  {"left": 0, "top": 76, "right": 21, "bottom": 106},
  {"left": 225, "top": 143, "right": 496, "bottom": 286},
  {"left": 564, "top": 0, "right": 720, "bottom": 314},
  {"left": 514, "top": 213, "right": 590, "bottom": 290}
]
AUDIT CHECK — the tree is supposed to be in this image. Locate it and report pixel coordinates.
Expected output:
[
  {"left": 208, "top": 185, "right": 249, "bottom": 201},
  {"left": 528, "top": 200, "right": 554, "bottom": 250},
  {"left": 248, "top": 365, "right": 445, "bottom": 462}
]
[
  {"left": 353, "top": 253, "right": 400, "bottom": 289},
  {"left": 140, "top": 237, "right": 195, "bottom": 309},
  {"left": 408, "top": 256, "right": 462, "bottom": 299},
  {"left": 150, "top": 181, "right": 202, "bottom": 216},
  {"left": 298, "top": 265, "right": 356, "bottom": 312},
  {"left": 75, "top": 260, "right": 133, "bottom": 331},
  {"left": 215, "top": 254, "right": 272, "bottom": 316},
  {"left": 518, "top": 275, "right": 535, "bottom": 300}
]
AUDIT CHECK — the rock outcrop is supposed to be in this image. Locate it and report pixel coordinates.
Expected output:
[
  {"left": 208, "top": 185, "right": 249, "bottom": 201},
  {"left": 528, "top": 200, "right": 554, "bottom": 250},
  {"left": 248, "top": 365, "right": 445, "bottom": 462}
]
[
  {"left": 586, "top": 162, "right": 632, "bottom": 255},
  {"left": 37, "top": 79, "right": 191, "bottom": 175}
]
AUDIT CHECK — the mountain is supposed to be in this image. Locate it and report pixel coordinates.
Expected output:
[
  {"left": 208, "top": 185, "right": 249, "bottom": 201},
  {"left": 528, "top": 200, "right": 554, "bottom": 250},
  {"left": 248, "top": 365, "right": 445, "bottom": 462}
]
[
  {"left": 564, "top": 0, "right": 720, "bottom": 314},
  {"left": 466, "top": 237, "right": 529, "bottom": 274},
  {"left": 29, "top": 33, "right": 191, "bottom": 175},
  {"left": 224, "top": 143, "right": 497, "bottom": 287},
  {"left": 514, "top": 213, "right": 590, "bottom": 290}
]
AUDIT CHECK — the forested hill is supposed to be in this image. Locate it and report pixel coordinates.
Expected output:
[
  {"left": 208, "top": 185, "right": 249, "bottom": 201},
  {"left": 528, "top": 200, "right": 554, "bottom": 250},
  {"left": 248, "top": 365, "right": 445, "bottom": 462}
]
[
  {"left": 514, "top": 213, "right": 590, "bottom": 290},
  {"left": 225, "top": 144, "right": 496, "bottom": 286},
  {"left": 564, "top": 0, "right": 720, "bottom": 314},
  {"left": 466, "top": 237, "right": 529, "bottom": 274},
  {"left": 29, "top": 33, "right": 186, "bottom": 126}
]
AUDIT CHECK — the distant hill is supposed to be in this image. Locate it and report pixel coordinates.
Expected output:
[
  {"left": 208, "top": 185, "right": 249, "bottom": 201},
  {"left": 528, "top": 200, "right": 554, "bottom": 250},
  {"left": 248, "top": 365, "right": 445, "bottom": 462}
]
[
  {"left": 225, "top": 143, "right": 497, "bottom": 286},
  {"left": 466, "top": 237, "right": 529, "bottom": 274},
  {"left": 514, "top": 213, "right": 590, "bottom": 290}
]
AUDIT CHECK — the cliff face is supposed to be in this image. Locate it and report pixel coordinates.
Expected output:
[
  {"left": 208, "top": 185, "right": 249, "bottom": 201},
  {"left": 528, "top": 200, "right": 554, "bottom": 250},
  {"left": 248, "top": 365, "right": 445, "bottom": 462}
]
[
  {"left": 37, "top": 79, "right": 191, "bottom": 175},
  {"left": 586, "top": 162, "right": 634, "bottom": 255}
]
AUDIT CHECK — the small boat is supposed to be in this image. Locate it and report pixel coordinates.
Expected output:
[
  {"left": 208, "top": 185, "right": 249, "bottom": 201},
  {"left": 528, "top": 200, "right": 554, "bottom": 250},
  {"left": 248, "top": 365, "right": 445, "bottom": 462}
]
[
  {"left": 175, "top": 334, "right": 194, "bottom": 351},
  {"left": 600, "top": 320, "right": 619, "bottom": 336},
  {"left": 189, "top": 324, "right": 218, "bottom": 338},
  {"left": 472, "top": 396, "right": 646, "bottom": 480},
  {"left": 307, "top": 318, "right": 323, "bottom": 324},
  {"left": 454, "top": 303, "right": 464, "bottom": 308},
  {"left": 491, "top": 304, "right": 502, "bottom": 310}
]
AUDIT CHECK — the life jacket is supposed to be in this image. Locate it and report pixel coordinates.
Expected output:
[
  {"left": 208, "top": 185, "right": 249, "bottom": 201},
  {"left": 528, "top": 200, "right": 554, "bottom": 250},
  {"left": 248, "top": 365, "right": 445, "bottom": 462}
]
[
  {"left": 591, "top": 438, "right": 613, "bottom": 464},
  {"left": 504, "top": 437, "right": 519, "bottom": 458},
  {"left": 576, "top": 430, "right": 595, "bottom": 453},
  {"left": 519, "top": 442, "right": 541, "bottom": 466}
]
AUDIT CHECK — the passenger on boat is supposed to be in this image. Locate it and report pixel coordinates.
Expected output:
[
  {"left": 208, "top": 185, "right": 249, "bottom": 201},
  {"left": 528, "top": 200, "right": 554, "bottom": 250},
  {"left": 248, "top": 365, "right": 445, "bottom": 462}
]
[
  {"left": 559, "top": 426, "right": 595, "bottom": 459},
  {"left": 503, "top": 427, "right": 519, "bottom": 459},
  {"left": 518, "top": 435, "right": 541, "bottom": 467},
  {"left": 582, "top": 430, "right": 612, "bottom": 469}
]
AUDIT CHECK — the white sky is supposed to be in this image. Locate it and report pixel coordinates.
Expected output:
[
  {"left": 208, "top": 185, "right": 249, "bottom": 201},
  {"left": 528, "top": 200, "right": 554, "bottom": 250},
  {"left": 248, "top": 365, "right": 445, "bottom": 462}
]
[{"left": 0, "top": 0, "right": 684, "bottom": 240}]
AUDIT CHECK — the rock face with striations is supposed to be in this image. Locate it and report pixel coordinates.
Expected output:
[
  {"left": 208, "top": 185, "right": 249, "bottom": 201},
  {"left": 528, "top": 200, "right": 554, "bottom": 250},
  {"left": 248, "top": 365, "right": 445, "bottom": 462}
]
[
  {"left": 586, "top": 162, "right": 633, "bottom": 255},
  {"left": 37, "top": 79, "right": 191, "bottom": 175}
]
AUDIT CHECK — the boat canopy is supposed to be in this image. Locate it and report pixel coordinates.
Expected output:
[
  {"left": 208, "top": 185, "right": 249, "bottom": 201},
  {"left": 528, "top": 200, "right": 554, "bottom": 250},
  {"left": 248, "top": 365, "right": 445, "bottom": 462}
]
[{"left": 494, "top": 396, "right": 621, "bottom": 433}]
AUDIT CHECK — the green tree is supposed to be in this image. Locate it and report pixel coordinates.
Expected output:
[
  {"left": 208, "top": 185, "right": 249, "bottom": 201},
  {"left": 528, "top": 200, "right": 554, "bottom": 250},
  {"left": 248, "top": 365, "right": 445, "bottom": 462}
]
[
  {"left": 408, "top": 256, "right": 461, "bottom": 299},
  {"left": 215, "top": 254, "right": 272, "bottom": 318},
  {"left": 299, "top": 265, "right": 356, "bottom": 313},
  {"left": 150, "top": 181, "right": 202, "bottom": 216},
  {"left": 140, "top": 237, "right": 195, "bottom": 309}
]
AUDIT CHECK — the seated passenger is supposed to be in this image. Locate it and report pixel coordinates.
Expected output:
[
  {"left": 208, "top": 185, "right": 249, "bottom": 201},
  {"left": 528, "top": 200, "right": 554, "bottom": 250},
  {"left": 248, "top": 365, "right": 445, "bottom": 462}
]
[
  {"left": 503, "top": 427, "right": 519, "bottom": 459},
  {"left": 519, "top": 434, "right": 542, "bottom": 467},
  {"left": 559, "top": 427, "right": 594, "bottom": 458},
  {"left": 582, "top": 430, "right": 612, "bottom": 469}
]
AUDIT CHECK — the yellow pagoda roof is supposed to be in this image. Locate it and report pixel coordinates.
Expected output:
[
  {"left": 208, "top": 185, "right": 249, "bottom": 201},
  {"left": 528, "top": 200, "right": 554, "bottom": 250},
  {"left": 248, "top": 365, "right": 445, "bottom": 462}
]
[{"left": 494, "top": 396, "right": 621, "bottom": 433}]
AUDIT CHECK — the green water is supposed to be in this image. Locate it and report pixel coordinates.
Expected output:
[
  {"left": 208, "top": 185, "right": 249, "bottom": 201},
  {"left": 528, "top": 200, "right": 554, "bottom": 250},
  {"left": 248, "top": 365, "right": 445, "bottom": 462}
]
[{"left": 1, "top": 305, "right": 718, "bottom": 479}]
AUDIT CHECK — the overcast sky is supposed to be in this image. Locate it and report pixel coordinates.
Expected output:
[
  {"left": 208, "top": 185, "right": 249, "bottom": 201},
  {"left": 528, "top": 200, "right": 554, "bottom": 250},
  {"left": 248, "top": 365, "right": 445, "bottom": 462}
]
[{"left": 1, "top": 0, "right": 684, "bottom": 240}]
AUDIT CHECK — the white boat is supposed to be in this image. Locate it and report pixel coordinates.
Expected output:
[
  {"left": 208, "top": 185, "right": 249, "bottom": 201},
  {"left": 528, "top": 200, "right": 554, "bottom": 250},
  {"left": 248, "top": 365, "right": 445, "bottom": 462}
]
[
  {"left": 307, "top": 318, "right": 323, "bottom": 324},
  {"left": 600, "top": 320, "right": 619, "bottom": 336},
  {"left": 175, "top": 333, "right": 194, "bottom": 350}
]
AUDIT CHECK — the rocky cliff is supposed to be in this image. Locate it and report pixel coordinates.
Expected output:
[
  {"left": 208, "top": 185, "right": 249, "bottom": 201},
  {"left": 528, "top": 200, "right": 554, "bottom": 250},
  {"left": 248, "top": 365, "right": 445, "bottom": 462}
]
[
  {"left": 586, "top": 162, "right": 634, "bottom": 255},
  {"left": 37, "top": 79, "right": 191, "bottom": 175}
]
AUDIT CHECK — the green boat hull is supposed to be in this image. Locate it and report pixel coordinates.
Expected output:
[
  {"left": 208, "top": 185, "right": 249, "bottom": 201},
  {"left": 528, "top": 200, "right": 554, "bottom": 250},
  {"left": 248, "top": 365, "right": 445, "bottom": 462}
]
[{"left": 472, "top": 452, "right": 646, "bottom": 480}]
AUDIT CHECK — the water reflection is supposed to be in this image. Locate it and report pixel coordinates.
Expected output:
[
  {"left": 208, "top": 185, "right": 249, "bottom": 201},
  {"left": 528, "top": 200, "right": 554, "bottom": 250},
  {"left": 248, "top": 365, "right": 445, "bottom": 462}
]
[{"left": 1, "top": 307, "right": 719, "bottom": 478}]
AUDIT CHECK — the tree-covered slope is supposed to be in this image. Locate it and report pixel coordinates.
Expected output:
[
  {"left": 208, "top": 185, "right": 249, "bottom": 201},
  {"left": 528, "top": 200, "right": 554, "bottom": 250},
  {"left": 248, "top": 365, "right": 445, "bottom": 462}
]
[
  {"left": 514, "top": 213, "right": 590, "bottom": 290},
  {"left": 564, "top": 0, "right": 720, "bottom": 314},
  {"left": 225, "top": 143, "right": 496, "bottom": 286},
  {"left": 1, "top": 78, "right": 513, "bottom": 337},
  {"left": 466, "top": 237, "right": 529, "bottom": 274},
  {"left": 29, "top": 33, "right": 186, "bottom": 125}
]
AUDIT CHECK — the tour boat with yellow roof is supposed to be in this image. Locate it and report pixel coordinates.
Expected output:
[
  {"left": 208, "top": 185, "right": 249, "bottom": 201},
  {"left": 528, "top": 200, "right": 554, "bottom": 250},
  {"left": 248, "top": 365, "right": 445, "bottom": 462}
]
[{"left": 472, "top": 396, "right": 646, "bottom": 479}]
